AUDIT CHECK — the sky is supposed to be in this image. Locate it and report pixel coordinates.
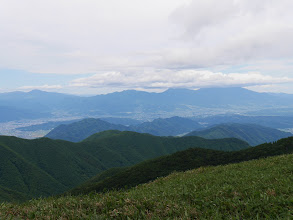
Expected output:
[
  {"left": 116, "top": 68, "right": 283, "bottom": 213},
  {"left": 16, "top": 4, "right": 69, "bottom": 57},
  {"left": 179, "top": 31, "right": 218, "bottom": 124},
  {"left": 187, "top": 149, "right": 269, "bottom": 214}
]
[{"left": 1, "top": 0, "right": 293, "bottom": 95}]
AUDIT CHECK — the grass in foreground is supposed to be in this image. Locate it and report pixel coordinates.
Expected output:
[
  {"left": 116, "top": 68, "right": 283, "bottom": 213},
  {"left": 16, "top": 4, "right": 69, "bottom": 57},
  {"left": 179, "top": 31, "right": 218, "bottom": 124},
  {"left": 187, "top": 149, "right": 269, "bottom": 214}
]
[{"left": 0, "top": 154, "right": 292, "bottom": 219}]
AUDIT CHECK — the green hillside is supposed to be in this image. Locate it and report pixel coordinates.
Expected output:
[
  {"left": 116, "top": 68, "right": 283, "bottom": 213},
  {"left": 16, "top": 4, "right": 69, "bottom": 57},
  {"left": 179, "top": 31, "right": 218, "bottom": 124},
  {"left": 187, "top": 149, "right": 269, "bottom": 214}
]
[
  {"left": 0, "top": 140, "right": 67, "bottom": 201},
  {"left": 0, "top": 132, "right": 248, "bottom": 202},
  {"left": 185, "top": 123, "right": 292, "bottom": 146},
  {"left": 82, "top": 130, "right": 122, "bottom": 142},
  {"left": 80, "top": 131, "right": 248, "bottom": 167},
  {"left": 0, "top": 186, "right": 29, "bottom": 203},
  {"left": 1, "top": 153, "right": 292, "bottom": 219},
  {"left": 70, "top": 136, "right": 293, "bottom": 195}
]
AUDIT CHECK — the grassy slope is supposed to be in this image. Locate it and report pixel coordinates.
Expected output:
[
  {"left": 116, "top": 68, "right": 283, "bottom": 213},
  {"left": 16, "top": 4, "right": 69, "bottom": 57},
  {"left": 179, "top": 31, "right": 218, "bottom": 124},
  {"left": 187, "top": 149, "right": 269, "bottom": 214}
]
[
  {"left": 0, "top": 132, "right": 248, "bottom": 202},
  {"left": 1, "top": 154, "right": 292, "bottom": 219},
  {"left": 186, "top": 123, "right": 292, "bottom": 146},
  {"left": 70, "top": 136, "right": 293, "bottom": 195}
]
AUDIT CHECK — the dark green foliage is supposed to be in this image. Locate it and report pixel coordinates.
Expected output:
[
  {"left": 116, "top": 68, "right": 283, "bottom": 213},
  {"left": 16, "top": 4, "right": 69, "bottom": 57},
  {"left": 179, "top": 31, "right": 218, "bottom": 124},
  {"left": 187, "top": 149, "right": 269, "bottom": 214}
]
[
  {"left": 79, "top": 131, "right": 248, "bottom": 169},
  {"left": 82, "top": 130, "right": 122, "bottom": 142},
  {"left": 0, "top": 131, "right": 248, "bottom": 202},
  {"left": 70, "top": 136, "right": 293, "bottom": 195},
  {"left": 82, "top": 167, "right": 128, "bottom": 187},
  {"left": 186, "top": 123, "right": 292, "bottom": 146},
  {"left": 0, "top": 186, "right": 29, "bottom": 203},
  {"left": 0, "top": 141, "right": 67, "bottom": 202},
  {"left": 1, "top": 154, "right": 292, "bottom": 219}
]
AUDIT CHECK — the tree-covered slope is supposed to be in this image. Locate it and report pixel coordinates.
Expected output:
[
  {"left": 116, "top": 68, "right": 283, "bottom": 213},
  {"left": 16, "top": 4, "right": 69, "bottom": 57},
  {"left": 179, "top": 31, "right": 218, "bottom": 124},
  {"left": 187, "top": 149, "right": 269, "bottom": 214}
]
[
  {"left": 0, "top": 141, "right": 67, "bottom": 201},
  {"left": 70, "top": 136, "right": 293, "bottom": 195},
  {"left": 185, "top": 123, "right": 292, "bottom": 146},
  {"left": 0, "top": 136, "right": 106, "bottom": 190},
  {"left": 81, "top": 130, "right": 124, "bottom": 142},
  {"left": 0, "top": 131, "right": 248, "bottom": 202},
  {"left": 0, "top": 186, "right": 29, "bottom": 203},
  {"left": 80, "top": 131, "right": 248, "bottom": 169},
  {"left": 1, "top": 153, "right": 292, "bottom": 219}
]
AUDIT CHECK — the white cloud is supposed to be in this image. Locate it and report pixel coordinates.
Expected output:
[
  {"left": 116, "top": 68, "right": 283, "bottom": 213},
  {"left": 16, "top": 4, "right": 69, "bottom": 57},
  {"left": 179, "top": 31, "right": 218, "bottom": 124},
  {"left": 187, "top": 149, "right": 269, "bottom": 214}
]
[
  {"left": 17, "top": 84, "right": 63, "bottom": 91},
  {"left": 245, "top": 83, "right": 293, "bottom": 94},
  {"left": 152, "top": 0, "right": 293, "bottom": 70},
  {"left": 0, "top": 0, "right": 187, "bottom": 74},
  {"left": 1, "top": 0, "right": 293, "bottom": 94},
  {"left": 1, "top": 0, "right": 293, "bottom": 74},
  {"left": 70, "top": 69, "right": 293, "bottom": 90},
  {"left": 171, "top": 0, "right": 238, "bottom": 36}
]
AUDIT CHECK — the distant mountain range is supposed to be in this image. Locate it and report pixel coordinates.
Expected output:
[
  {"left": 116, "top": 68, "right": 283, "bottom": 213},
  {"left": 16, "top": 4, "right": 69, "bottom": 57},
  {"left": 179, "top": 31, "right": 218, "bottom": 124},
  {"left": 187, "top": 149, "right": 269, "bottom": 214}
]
[
  {"left": 16, "top": 117, "right": 142, "bottom": 132},
  {"left": 130, "top": 116, "right": 202, "bottom": 136},
  {"left": 185, "top": 123, "right": 292, "bottom": 146},
  {"left": 2, "top": 87, "right": 293, "bottom": 122},
  {"left": 15, "top": 114, "right": 293, "bottom": 137},
  {"left": 0, "top": 106, "right": 49, "bottom": 122},
  {"left": 0, "top": 131, "right": 248, "bottom": 202},
  {"left": 45, "top": 117, "right": 202, "bottom": 142},
  {"left": 192, "top": 114, "right": 293, "bottom": 129},
  {"left": 44, "top": 117, "right": 291, "bottom": 145}
]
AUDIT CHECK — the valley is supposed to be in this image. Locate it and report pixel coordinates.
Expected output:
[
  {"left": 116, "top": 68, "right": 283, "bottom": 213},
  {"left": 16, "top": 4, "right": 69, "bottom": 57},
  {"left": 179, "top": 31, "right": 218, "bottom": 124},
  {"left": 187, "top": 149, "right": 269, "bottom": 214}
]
[{"left": 0, "top": 88, "right": 292, "bottom": 219}]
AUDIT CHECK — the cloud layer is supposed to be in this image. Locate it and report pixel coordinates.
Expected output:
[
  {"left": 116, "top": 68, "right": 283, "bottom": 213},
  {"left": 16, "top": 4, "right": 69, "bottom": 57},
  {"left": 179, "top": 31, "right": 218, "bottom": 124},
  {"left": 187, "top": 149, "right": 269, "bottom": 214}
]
[
  {"left": 1, "top": 0, "right": 293, "bottom": 93},
  {"left": 18, "top": 84, "right": 63, "bottom": 91},
  {"left": 70, "top": 70, "right": 293, "bottom": 90},
  {"left": 1, "top": 0, "right": 293, "bottom": 73},
  {"left": 154, "top": 0, "right": 293, "bottom": 70}
]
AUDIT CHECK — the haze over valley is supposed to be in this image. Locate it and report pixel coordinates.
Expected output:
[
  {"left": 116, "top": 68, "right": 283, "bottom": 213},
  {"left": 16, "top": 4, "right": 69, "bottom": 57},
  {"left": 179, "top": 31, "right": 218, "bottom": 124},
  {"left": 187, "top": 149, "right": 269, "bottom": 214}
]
[{"left": 1, "top": 87, "right": 293, "bottom": 139}]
